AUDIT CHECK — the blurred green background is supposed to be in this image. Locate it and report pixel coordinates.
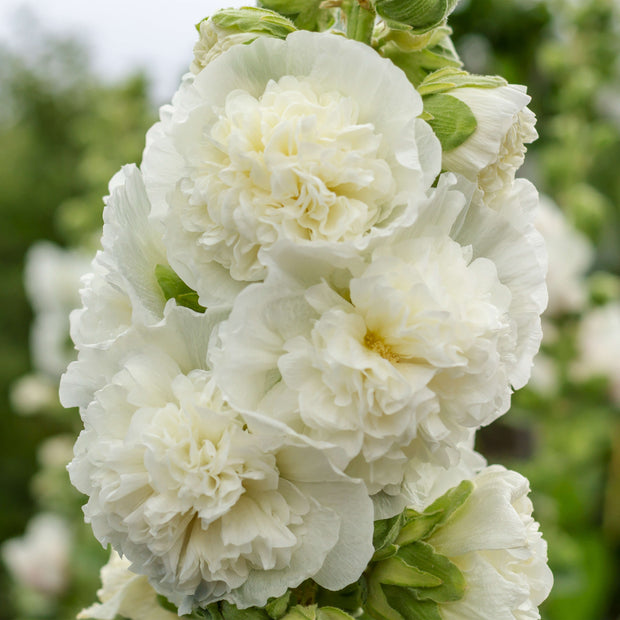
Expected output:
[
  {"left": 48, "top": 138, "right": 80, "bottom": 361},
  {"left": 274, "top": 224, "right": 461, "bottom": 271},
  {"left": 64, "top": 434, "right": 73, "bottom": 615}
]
[{"left": 1, "top": 0, "right": 619, "bottom": 618}]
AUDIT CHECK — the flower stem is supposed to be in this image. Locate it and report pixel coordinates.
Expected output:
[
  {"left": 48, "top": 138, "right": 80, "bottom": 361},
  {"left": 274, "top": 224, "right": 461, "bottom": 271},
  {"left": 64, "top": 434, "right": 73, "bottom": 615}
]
[{"left": 346, "top": 0, "right": 376, "bottom": 45}]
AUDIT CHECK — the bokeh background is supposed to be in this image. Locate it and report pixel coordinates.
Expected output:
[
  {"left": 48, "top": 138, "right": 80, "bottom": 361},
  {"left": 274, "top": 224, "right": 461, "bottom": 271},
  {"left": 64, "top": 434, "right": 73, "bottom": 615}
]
[{"left": 0, "top": 0, "right": 619, "bottom": 618}]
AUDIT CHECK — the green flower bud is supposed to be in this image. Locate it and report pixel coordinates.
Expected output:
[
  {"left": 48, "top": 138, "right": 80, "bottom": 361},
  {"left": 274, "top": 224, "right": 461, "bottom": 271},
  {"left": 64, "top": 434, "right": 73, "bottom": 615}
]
[
  {"left": 192, "top": 8, "right": 296, "bottom": 73},
  {"left": 373, "top": 0, "right": 459, "bottom": 33}
]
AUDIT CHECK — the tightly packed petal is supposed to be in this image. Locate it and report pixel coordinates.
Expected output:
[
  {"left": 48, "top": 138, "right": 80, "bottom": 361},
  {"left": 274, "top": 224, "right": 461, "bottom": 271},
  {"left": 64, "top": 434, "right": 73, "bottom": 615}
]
[
  {"left": 142, "top": 31, "right": 441, "bottom": 304},
  {"left": 213, "top": 173, "right": 546, "bottom": 504},
  {"left": 65, "top": 303, "right": 373, "bottom": 613}
]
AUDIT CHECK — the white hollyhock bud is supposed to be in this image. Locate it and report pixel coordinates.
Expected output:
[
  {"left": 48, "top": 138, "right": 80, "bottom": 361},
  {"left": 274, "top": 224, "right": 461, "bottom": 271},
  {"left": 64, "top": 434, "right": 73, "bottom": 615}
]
[
  {"left": 427, "top": 466, "right": 553, "bottom": 619},
  {"left": 142, "top": 30, "right": 441, "bottom": 305},
  {"left": 63, "top": 303, "right": 373, "bottom": 613},
  {"left": 78, "top": 551, "right": 178, "bottom": 620},
  {"left": 190, "top": 8, "right": 295, "bottom": 74},
  {"left": 440, "top": 85, "right": 538, "bottom": 201}
]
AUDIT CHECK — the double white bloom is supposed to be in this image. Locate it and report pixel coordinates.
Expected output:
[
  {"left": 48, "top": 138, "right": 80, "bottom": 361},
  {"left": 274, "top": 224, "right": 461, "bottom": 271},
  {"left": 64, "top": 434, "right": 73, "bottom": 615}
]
[
  {"left": 65, "top": 27, "right": 550, "bottom": 616},
  {"left": 143, "top": 31, "right": 440, "bottom": 304}
]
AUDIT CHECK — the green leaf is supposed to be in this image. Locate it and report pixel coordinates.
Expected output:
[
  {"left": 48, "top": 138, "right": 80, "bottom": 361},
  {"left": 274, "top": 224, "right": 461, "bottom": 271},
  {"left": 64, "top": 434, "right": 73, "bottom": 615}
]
[
  {"left": 423, "top": 93, "right": 478, "bottom": 151},
  {"left": 209, "top": 7, "right": 296, "bottom": 38},
  {"left": 365, "top": 578, "right": 406, "bottom": 620},
  {"left": 422, "top": 479, "right": 473, "bottom": 531},
  {"left": 418, "top": 67, "right": 507, "bottom": 96},
  {"left": 382, "top": 586, "right": 442, "bottom": 620},
  {"left": 397, "top": 541, "right": 465, "bottom": 603},
  {"left": 373, "top": 0, "right": 459, "bottom": 33},
  {"left": 155, "top": 264, "right": 206, "bottom": 313},
  {"left": 266, "top": 592, "right": 292, "bottom": 620},
  {"left": 282, "top": 605, "right": 317, "bottom": 620}
]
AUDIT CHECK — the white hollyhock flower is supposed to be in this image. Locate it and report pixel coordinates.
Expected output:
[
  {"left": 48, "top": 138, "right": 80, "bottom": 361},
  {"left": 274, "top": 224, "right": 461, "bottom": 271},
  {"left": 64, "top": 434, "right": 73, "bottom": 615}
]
[
  {"left": 78, "top": 551, "right": 178, "bottom": 620},
  {"left": 1, "top": 513, "right": 71, "bottom": 596},
  {"left": 142, "top": 31, "right": 441, "bottom": 305},
  {"left": 572, "top": 302, "right": 620, "bottom": 404},
  {"left": 64, "top": 303, "right": 373, "bottom": 613},
  {"left": 427, "top": 466, "right": 553, "bottom": 619},
  {"left": 441, "top": 85, "right": 537, "bottom": 201},
  {"left": 70, "top": 164, "right": 168, "bottom": 350},
  {"left": 24, "top": 241, "right": 91, "bottom": 378},
  {"left": 535, "top": 195, "right": 592, "bottom": 316},
  {"left": 213, "top": 174, "right": 546, "bottom": 506}
]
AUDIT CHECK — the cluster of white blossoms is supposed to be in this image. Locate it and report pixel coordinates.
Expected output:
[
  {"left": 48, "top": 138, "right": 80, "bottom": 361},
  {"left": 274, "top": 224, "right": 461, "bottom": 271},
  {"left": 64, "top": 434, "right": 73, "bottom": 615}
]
[{"left": 64, "top": 7, "right": 552, "bottom": 619}]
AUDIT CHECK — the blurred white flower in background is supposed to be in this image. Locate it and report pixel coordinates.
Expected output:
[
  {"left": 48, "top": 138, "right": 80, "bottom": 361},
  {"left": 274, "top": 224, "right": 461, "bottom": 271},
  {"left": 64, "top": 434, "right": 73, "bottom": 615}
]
[
  {"left": 1, "top": 513, "right": 71, "bottom": 597},
  {"left": 24, "top": 241, "right": 91, "bottom": 378},
  {"left": 535, "top": 195, "right": 593, "bottom": 317},
  {"left": 572, "top": 302, "right": 620, "bottom": 403}
]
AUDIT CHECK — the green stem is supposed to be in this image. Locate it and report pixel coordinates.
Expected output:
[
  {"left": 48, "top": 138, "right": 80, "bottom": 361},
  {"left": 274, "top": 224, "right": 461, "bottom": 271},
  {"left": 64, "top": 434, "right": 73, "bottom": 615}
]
[{"left": 346, "top": 1, "right": 376, "bottom": 45}]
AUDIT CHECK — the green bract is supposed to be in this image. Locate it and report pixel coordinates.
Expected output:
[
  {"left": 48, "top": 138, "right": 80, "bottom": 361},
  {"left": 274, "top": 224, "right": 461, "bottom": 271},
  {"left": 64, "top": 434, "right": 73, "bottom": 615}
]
[
  {"left": 418, "top": 67, "right": 508, "bottom": 96},
  {"left": 423, "top": 93, "right": 478, "bottom": 151},
  {"left": 375, "top": 24, "right": 461, "bottom": 87},
  {"left": 257, "top": 0, "right": 332, "bottom": 31},
  {"left": 155, "top": 264, "right": 205, "bottom": 313},
  {"left": 373, "top": 0, "right": 459, "bottom": 33},
  {"left": 365, "top": 481, "right": 473, "bottom": 620},
  {"left": 200, "top": 7, "right": 296, "bottom": 39}
]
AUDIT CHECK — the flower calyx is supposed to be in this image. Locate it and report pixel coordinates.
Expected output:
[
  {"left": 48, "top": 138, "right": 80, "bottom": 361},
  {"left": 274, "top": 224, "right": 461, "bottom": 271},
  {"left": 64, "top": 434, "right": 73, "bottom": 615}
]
[{"left": 365, "top": 480, "right": 473, "bottom": 620}]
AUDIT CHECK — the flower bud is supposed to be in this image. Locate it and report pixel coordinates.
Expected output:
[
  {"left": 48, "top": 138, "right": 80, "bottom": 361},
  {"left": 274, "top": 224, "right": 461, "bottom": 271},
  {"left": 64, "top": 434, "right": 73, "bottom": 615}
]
[
  {"left": 191, "top": 8, "right": 295, "bottom": 74},
  {"left": 373, "top": 0, "right": 459, "bottom": 33}
]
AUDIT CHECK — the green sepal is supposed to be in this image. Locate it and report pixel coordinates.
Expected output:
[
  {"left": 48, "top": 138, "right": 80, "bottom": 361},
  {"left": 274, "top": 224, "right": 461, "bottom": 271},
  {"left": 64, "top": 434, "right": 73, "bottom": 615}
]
[
  {"left": 266, "top": 592, "right": 292, "bottom": 620},
  {"left": 423, "top": 93, "right": 478, "bottom": 151},
  {"left": 397, "top": 479, "right": 474, "bottom": 545},
  {"left": 257, "top": 0, "right": 329, "bottom": 32},
  {"left": 316, "top": 580, "right": 366, "bottom": 613},
  {"left": 157, "top": 594, "right": 181, "bottom": 614},
  {"left": 397, "top": 541, "right": 466, "bottom": 603},
  {"left": 220, "top": 601, "right": 271, "bottom": 620},
  {"left": 372, "top": 555, "right": 442, "bottom": 589},
  {"left": 205, "top": 7, "right": 296, "bottom": 39},
  {"left": 193, "top": 604, "right": 225, "bottom": 620},
  {"left": 382, "top": 585, "right": 441, "bottom": 620},
  {"left": 155, "top": 264, "right": 206, "bottom": 313},
  {"left": 365, "top": 577, "right": 407, "bottom": 620},
  {"left": 373, "top": 512, "right": 405, "bottom": 556},
  {"left": 381, "top": 41, "right": 461, "bottom": 87},
  {"left": 418, "top": 67, "right": 508, "bottom": 96},
  {"left": 373, "top": 0, "right": 459, "bottom": 33},
  {"left": 317, "top": 607, "right": 357, "bottom": 620},
  {"left": 282, "top": 605, "right": 356, "bottom": 620}
]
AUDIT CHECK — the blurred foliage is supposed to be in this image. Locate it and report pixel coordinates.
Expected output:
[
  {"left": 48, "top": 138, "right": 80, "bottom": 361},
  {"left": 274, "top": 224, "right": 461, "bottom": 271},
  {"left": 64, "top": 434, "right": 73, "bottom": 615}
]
[
  {"left": 0, "top": 21, "right": 154, "bottom": 620},
  {"left": 451, "top": 0, "right": 620, "bottom": 618}
]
